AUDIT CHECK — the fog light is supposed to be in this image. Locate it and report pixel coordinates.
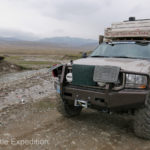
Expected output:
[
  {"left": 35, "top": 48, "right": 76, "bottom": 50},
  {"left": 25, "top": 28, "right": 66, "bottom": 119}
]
[{"left": 66, "top": 73, "right": 72, "bottom": 83}]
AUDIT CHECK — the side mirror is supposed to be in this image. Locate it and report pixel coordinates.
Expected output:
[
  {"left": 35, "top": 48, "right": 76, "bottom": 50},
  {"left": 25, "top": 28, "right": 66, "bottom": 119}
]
[{"left": 82, "top": 52, "right": 87, "bottom": 58}]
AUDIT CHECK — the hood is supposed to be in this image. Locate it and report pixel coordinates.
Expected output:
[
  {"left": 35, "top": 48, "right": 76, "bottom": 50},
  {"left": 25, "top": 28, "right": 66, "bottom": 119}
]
[{"left": 74, "top": 57, "right": 150, "bottom": 75}]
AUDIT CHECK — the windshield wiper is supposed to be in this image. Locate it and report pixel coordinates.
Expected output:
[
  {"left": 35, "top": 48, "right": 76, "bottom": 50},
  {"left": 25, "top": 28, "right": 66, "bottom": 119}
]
[
  {"left": 91, "top": 56, "right": 111, "bottom": 58},
  {"left": 111, "top": 56, "right": 138, "bottom": 59},
  {"left": 91, "top": 55, "right": 137, "bottom": 59},
  {"left": 91, "top": 56, "right": 137, "bottom": 59},
  {"left": 135, "top": 41, "right": 149, "bottom": 46}
]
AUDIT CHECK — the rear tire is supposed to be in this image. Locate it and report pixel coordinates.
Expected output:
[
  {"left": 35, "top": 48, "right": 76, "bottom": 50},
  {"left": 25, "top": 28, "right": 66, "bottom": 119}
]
[
  {"left": 134, "top": 92, "right": 150, "bottom": 139},
  {"left": 57, "top": 97, "right": 82, "bottom": 117}
]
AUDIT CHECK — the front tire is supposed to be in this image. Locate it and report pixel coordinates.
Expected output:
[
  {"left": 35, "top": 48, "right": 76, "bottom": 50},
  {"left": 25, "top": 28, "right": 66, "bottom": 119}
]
[
  {"left": 57, "top": 97, "right": 82, "bottom": 117},
  {"left": 134, "top": 92, "right": 150, "bottom": 139}
]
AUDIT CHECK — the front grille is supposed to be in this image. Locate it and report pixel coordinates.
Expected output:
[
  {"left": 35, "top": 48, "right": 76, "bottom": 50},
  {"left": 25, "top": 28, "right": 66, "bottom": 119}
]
[
  {"left": 69, "top": 64, "right": 125, "bottom": 91},
  {"left": 93, "top": 65, "right": 120, "bottom": 83},
  {"left": 72, "top": 64, "right": 96, "bottom": 86}
]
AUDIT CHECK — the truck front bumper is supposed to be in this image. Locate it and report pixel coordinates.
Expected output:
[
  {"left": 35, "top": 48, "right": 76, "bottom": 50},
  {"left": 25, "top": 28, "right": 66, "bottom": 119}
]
[{"left": 55, "top": 82, "right": 149, "bottom": 110}]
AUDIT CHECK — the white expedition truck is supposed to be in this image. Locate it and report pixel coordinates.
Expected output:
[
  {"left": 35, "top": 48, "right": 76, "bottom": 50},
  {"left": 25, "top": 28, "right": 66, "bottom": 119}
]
[{"left": 51, "top": 17, "right": 150, "bottom": 139}]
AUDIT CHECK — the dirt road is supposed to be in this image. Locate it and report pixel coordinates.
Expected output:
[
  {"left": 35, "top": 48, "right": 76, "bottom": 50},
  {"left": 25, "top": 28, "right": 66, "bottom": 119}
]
[{"left": 0, "top": 68, "right": 150, "bottom": 150}]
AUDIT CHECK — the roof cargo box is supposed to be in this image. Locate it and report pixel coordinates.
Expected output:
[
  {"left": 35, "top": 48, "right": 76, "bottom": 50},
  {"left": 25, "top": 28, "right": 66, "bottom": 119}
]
[{"left": 104, "top": 18, "right": 150, "bottom": 41}]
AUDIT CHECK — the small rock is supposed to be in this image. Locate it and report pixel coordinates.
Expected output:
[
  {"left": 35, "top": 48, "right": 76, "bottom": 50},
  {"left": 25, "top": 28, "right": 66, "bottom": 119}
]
[
  {"left": 101, "top": 131, "right": 111, "bottom": 137},
  {"left": 71, "top": 141, "right": 76, "bottom": 145}
]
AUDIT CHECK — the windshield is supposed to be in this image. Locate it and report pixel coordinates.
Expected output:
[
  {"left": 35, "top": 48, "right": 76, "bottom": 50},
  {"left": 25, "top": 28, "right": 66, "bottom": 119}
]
[{"left": 90, "top": 42, "right": 150, "bottom": 59}]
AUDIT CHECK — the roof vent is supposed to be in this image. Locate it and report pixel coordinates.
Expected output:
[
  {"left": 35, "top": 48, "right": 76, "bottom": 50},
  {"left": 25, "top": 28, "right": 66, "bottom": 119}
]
[{"left": 129, "top": 17, "right": 136, "bottom": 21}]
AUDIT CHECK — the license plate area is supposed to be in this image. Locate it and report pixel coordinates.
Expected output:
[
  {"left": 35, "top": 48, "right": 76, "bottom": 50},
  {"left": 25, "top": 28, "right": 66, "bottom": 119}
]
[
  {"left": 56, "top": 85, "right": 60, "bottom": 94},
  {"left": 74, "top": 99, "right": 88, "bottom": 108}
]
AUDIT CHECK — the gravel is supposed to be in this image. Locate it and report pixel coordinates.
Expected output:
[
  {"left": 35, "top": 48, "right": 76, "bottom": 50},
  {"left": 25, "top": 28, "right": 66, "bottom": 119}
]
[
  {"left": 0, "top": 68, "right": 49, "bottom": 87},
  {"left": 0, "top": 68, "right": 56, "bottom": 110}
]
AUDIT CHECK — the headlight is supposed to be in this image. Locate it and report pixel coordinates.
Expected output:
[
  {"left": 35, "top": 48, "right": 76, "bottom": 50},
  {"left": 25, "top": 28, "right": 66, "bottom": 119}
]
[
  {"left": 66, "top": 73, "right": 72, "bottom": 83},
  {"left": 125, "top": 74, "right": 147, "bottom": 89}
]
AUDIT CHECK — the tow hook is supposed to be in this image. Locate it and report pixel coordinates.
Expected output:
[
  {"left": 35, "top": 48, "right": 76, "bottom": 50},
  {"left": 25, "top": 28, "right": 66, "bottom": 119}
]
[{"left": 74, "top": 100, "right": 89, "bottom": 108}]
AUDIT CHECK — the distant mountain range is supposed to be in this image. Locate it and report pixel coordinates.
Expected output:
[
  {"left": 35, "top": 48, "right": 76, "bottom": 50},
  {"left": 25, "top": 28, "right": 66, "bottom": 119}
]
[
  {"left": 0, "top": 36, "right": 98, "bottom": 51},
  {"left": 39, "top": 37, "right": 97, "bottom": 47}
]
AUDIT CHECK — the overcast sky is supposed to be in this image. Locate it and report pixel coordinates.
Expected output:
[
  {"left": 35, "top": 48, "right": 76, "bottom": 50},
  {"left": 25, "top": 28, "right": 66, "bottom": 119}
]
[{"left": 0, "top": 0, "right": 150, "bottom": 40}]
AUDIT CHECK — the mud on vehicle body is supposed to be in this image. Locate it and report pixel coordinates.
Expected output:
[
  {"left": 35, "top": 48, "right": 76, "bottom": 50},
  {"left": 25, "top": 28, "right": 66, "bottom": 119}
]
[{"left": 51, "top": 17, "right": 150, "bottom": 139}]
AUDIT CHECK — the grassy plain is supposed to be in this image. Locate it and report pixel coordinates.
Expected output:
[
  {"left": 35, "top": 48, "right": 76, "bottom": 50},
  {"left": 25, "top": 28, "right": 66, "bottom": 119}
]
[{"left": 0, "top": 46, "right": 84, "bottom": 69}]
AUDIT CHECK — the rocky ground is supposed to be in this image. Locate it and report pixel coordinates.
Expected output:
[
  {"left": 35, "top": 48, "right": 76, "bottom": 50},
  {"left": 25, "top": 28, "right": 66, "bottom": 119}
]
[{"left": 0, "top": 63, "right": 150, "bottom": 150}]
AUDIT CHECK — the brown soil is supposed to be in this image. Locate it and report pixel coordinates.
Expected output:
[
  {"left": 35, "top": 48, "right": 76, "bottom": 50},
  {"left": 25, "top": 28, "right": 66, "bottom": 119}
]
[
  {"left": 0, "top": 98, "right": 150, "bottom": 150},
  {"left": 1, "top": 65, "right": 150, "bottom": 150},
  {"left": 0, "top": 60, "right": 24, "bottom": 75}
]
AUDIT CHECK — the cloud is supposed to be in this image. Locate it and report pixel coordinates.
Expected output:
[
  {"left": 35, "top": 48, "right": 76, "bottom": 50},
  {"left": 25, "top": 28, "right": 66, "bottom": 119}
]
[
  {"left": 0, "top": 28, "right": 39, "bottom": 40},
  {"left": 52, "top": 0, "right": 100, "bottom": 19},
  {"left": 0, "top": 0, "right": 149, "bottom": 39}
]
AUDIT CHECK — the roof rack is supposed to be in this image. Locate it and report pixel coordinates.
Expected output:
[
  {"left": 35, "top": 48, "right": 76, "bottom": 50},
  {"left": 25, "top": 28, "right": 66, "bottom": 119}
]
[{"left": 104, "top": 17, "right": 150, "bottom": 42}]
